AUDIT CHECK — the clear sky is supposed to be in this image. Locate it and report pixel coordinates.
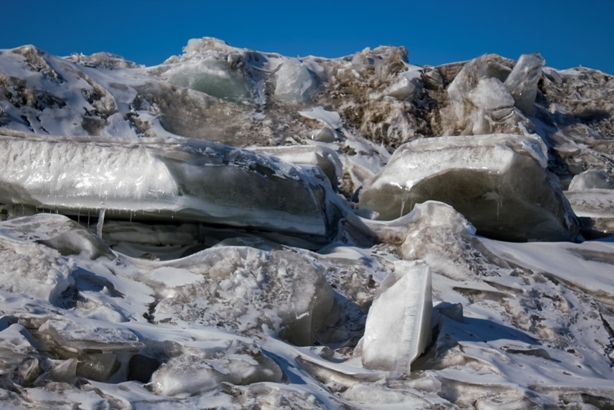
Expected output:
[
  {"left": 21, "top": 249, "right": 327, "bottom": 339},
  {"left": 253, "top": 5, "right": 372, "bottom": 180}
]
[{"left": 2, "top": 0, "right": 613, "bottom": 74}]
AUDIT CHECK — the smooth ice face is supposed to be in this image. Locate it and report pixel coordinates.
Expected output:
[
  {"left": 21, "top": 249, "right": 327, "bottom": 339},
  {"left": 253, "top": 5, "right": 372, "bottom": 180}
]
[
  {"left": 568, "top": 169, "right": 614, "bottom": 191},
  {"left": 165, "top": 57, "right": 252, "bottom": 103},
  {"left": 361, "top": 260, "right": 432, "bottom": 373},
  {"left": 358, "top": 134, "right": 580, "bottom": 242},
  {"left": 274, "top": 58, "right": 317, "bottom": 102},
  {"left": 0, "top": 132, "right": 330, "bottom": 236},
  {"left": 504, "top": 53, "right": 545, "bottom": 116}
]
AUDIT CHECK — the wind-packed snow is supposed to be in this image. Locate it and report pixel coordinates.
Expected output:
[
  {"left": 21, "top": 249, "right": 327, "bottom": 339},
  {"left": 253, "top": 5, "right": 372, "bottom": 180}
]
[{"left": 1, "top": 37, "right": 614, "bottom": 408}]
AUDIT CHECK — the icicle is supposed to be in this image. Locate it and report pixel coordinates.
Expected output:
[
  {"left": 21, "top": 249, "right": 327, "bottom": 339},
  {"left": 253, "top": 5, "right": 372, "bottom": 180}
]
[{"left": 96, "top": 208, "right": 106, "bottom": 237}]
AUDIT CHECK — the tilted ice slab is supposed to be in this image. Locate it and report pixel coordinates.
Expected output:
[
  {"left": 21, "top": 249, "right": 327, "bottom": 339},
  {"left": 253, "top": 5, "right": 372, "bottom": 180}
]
[
  {"left": 0, "top": 131, "right": 330, "bottom": 236},
  {"left": 358, "top": 133, "right": 580, "bottom": 241},
  {"left": 360, "top": 260, "right": 432, "bottom": 372}
]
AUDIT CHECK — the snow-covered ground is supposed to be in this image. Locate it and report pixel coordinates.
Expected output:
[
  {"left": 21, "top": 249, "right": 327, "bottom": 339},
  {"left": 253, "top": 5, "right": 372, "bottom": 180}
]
[{"left": 0, "top": 38, "right": 613, "bottom": 408}]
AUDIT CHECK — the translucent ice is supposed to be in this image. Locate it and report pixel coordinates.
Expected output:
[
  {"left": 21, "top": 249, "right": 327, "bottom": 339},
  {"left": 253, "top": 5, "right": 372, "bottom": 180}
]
[
  {"left": 358, "top": 133, "right": 580, "bottom": 241},
  {"left": 504, "top": 53, "right": 545, "bottom": 116},
  {"left": 361, "top": 260, "right": 432, "bottom": 373},
  {"left": 165, "top": 56, "right": 252, "bottom": 103},
  {"left": 274, "top": 58, "right": 317, "bottom": 102},
  {"left": 568, "top": 169, "right": 614, "bottom": 191}
]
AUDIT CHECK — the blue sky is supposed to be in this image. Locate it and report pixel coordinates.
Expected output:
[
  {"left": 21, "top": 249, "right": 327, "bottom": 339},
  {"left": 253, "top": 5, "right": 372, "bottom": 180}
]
[{"left": 2, "top": 0, "right": 613, "bottom": 74}]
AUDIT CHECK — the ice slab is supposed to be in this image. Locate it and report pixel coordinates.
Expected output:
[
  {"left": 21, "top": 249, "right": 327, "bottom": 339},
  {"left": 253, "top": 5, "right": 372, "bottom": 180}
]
[
  {"left": 568, "top": 169, "right": 614, "bottom": 191},
  {"left": 358, "top": 133, "right": 580, "bottom": 242},
  {"left": 164, "top": 56, "right": 252, "bottom": 103},
  {"left": 0, "top": 131, "right": 330, "bottom": 236},
  {"left": 361, "top": 260, "right": 432, "bottom": 373}
]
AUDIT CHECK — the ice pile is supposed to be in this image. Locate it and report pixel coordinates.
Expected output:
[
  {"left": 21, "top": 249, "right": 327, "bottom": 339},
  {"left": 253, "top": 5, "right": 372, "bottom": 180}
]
[
  {"left": 445, "top": 53, "right": 544, "bottom": 135},
  {"left": 1, "top": 37, "right": 614, "bottom": 408}
]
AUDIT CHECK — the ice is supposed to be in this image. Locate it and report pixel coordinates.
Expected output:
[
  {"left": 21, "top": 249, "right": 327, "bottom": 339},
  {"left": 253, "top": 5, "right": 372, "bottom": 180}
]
[
  {"left": 249, "top": 145, "right": 342, "bottom": 189},
  {"left": 0, "top": 213, "right": 113, "bottom": 260},
  {"left": 445, "top": 54, "right": 533, "bottom": 135},
  {"left": 164, "top": 56, "right": 253, "bottom": 103},
  {"left": 346, "top": 201, "right": 478, "bottom": 279},
  {"left": 361, "top": 260, "right": 432, "bottom": 373},
  {"left": 0, "top": 131, "right": 332, "bottom": 237},
  {"left": 358, "top": 133, "right": 580, "bottom": 241},
  {"left": 151, "top": 340, "right": 282, "bottom": 396},
  {"left": 503, "top": 53, "right": 545, "bottom": 116},
  {"left": 569, "top": 169, "right": 614, "bottom": 191},
  {"left": 274, "top": 58, "right": 318, "bottom": 102},
  {"left": 66, "top": 52, "right": 142, "bottom": 69},
  {"left": 298, "top": 106, "right": 343, "bottom": 130},
  {"left": 1, "top": 37, "right": 614, "bottom": 408},
  {"left": 0, "top": 231, "right": 75, "bottom": 305},
  {"left": 147, "top": 247, "right": 336, "bottom": 346}
]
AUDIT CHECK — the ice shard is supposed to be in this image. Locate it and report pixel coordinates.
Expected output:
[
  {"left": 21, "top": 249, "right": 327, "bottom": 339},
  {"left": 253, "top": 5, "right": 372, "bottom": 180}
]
[
  {"left": 361, "top": 260, "right": 432, "bottom": 373},
  {"left": 504, "top": 53, "right": 545, "bottom": 116},
  {"left": 0, "top": 130, "right": 331, "bottom": 237}
]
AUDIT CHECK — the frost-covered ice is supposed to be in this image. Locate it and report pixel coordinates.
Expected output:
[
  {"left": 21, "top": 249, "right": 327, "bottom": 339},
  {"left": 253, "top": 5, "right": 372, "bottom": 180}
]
[{"left": 1, "top": 37, "right": 614, "bottom": 409}]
